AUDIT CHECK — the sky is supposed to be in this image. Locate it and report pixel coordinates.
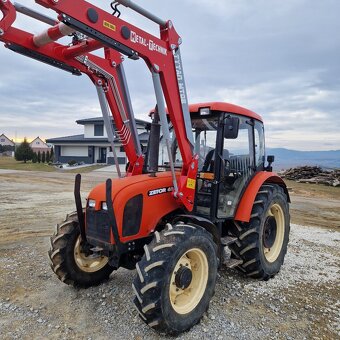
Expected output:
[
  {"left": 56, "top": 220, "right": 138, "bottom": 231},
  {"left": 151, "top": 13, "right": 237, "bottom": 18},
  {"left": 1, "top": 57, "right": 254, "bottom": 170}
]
[{"left": 0, "top": 0, "right": 339, "bottom": 151}]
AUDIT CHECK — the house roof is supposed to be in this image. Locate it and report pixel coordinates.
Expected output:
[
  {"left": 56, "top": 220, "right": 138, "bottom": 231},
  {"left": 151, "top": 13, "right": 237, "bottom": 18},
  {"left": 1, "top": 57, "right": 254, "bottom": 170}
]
[
  {"left": 0, "top": 134, "right": 15, "bottom": 146},
  {"left": 46, "top": 133, "right": 149, "bottom": 144},
  {"left": 47, "top": 134, "right": 107, "bottom": 143},
  {"left": 29, "top": 136, "right": 50, "bottom": 147},
  {"left": 76, "top": 117, "right": 151, "bottom": 127}
]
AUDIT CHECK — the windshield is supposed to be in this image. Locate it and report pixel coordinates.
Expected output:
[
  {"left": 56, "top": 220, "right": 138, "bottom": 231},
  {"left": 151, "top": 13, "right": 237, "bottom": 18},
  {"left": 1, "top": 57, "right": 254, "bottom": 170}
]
[{"left": 158, "top": 116, "right": 219, "bottom": 170}]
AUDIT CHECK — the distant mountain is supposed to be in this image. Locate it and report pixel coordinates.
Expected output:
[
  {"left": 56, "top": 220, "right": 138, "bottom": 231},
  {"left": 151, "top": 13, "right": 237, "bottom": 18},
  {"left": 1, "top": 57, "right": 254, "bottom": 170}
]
[{"left": 267, "top": 148, "right": 340, "bottom": 170}]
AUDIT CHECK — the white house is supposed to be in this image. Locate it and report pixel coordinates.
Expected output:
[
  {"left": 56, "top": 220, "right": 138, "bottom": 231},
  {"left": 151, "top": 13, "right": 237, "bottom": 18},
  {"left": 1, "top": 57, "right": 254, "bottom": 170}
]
[
  {"left": 0, "top": 134, "right": 15, "bottom": 147},
  {"left": 46, "top": 117, "right": 150, "bottom": 165},
  {"left": 0, "top": 133, "right": 15, "bottom": 156},
  {"left": 29, "top": 136, "right": 52, "bottom": 154}
]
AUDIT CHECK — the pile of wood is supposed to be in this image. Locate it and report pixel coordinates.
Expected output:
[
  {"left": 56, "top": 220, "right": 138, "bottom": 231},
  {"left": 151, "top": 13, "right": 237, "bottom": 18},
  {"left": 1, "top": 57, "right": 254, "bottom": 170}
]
[{"left": 279, "top": 166, "right": 340, "bottom": 187}]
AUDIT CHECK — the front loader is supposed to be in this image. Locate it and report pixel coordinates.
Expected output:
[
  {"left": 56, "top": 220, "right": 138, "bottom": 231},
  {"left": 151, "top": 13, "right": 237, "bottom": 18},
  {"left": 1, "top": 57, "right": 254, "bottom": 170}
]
[{"left": 0, "top": 0, "right": 290, "bottom": 334}]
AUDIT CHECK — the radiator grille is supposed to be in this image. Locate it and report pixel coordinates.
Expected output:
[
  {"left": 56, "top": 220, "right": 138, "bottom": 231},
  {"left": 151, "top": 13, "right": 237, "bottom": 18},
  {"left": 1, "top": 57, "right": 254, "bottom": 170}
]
[{"left": 86, "top": 209, "right": 111, "bottom": 243}]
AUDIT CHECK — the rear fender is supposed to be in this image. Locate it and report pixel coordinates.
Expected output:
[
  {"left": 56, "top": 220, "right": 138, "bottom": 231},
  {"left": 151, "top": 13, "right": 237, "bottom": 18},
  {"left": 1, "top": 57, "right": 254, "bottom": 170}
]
[{"left": 234, "top": 172, "right": 290, "bottom": 223}]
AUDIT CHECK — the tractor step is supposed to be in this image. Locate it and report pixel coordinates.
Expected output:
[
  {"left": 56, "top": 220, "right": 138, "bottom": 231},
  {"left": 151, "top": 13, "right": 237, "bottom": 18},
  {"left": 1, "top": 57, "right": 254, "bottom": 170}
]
[
  {"left": 221, "top": 236, "right": 238, "bottom": 246},
  {"left": 224, "top": 258, "right": 243, "bottom": 268}
]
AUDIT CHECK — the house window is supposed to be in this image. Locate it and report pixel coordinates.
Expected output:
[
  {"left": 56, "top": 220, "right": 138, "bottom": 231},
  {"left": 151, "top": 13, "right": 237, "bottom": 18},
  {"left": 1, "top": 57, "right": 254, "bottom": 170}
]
[
  {"left": 0, "top": 139, "right": 5, "bottom": 142},
  {"left": 94, "top": 124, "right": 104, "bottom": 136}
]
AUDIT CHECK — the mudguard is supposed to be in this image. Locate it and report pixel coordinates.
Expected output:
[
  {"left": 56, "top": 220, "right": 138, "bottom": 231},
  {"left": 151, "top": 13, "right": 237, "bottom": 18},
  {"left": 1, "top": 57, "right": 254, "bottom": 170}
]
[{"left": 234, "top": 171, "right": 290, "bottom": 223}]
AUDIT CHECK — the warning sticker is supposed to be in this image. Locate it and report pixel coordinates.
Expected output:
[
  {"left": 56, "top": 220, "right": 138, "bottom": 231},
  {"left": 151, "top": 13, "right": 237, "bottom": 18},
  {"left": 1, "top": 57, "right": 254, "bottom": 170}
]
[
  {"left": 103, "top": 20, "right": 116, "bottom": 32},
  {"left": 186, "top": 178, "right": 196, "bottom": 189}
]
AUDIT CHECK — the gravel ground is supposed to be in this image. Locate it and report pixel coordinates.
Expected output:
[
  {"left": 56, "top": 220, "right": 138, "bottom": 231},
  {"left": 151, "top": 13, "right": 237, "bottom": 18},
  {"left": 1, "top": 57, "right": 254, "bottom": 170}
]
[{"left": 0, "top": 170, "right": 339, "bottom": 339}]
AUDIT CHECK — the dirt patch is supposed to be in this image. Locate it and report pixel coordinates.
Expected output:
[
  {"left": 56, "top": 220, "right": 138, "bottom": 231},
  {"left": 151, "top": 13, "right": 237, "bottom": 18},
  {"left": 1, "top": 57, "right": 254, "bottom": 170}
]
[
  {"left": 286, "top": 180, "right": 340, "bottom": 229},
  {"left": 0, "top": 171, "right": 339, "bottom": 339}
]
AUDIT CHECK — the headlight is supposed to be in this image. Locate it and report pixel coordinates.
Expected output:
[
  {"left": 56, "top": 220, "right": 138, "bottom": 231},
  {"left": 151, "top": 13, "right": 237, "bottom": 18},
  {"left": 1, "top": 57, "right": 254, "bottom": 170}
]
[
  {"left": 101, "top": 202, "right": 108, "bottom": 211},
  {"left": 88, "top": 199, "right": 96, "bottom": 208},
  {"left": 199, "top": 107, "right": 210, "bottom": 116}
]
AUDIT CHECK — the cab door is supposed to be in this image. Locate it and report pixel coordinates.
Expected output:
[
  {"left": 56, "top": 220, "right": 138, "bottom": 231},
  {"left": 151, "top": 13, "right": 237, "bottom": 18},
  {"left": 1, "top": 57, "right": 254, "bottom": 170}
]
[{"left": 215, "top": 114, "right": 255, "bottom": 218}]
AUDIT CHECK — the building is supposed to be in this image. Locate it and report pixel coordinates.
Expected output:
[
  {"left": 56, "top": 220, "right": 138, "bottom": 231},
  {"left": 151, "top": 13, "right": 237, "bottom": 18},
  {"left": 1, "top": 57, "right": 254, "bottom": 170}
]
[
  {"left": 0, "top": 133, "right": 15, "bottom": 148},
  {"left": 29, "top": 136, "right": 52, "bottom": 154},
  {"left": 0, "top": 133, "right": 15, "bottom": 156},
  {"left": 46, "top": 117, "right": 150, "bottom": 165}
]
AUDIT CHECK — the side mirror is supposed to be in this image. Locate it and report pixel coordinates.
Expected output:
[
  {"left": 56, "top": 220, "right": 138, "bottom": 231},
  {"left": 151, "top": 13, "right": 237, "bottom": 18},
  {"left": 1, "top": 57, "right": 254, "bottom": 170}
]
[
  {"left": 223, "top": 116, "right": 239, "bottom": 139},
  {"left": 266, "top": 155, "right": 275, "bottom": 172},
  {"left": 267, "top": 155, "right": 275, "bottom": 163}
]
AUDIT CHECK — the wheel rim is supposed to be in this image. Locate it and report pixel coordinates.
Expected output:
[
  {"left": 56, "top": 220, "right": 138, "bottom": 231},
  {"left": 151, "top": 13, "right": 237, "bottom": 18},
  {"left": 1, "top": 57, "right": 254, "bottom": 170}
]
[
  {"left": 74, "top": 236, "right": 109, "bottom": 273},
  {"left": 169, "top": 248, "right": 208, "bottom": 315},
  {"left": 263, "top": 203, "right": 285, "bottom": 263}
]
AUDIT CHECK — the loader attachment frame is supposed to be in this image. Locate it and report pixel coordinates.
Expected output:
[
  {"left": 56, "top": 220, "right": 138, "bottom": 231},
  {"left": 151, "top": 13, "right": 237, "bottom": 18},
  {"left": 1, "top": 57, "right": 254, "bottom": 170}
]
[{"left": 0, "top": 0, "right": 198, "bottom": 211}]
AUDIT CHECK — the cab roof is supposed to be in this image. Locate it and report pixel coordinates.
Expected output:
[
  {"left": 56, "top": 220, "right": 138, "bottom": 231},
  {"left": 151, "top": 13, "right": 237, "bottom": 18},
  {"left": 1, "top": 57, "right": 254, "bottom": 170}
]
[{"left": 189, "top": 102, "right": 263, "bottom": 122}]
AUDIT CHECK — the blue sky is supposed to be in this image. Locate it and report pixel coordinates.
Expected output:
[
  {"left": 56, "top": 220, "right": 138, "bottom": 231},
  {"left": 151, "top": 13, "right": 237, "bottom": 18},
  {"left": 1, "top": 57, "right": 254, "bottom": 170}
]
[{"left": 0, "top": 0, "right": 339, "bottom": 150}]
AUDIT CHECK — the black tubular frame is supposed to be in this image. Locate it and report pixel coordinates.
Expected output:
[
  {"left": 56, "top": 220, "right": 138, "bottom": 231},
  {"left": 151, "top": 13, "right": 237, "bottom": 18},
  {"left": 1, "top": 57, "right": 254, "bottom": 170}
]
[
  {"left": 74, "top": 174, "right": 87, "bottom": 242},
  {"left": 105, "top": 178, "right": 122, "bottom": 252}
]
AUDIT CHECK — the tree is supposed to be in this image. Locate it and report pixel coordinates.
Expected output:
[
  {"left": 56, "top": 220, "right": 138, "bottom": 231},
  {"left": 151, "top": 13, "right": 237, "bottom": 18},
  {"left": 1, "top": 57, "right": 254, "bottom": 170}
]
[
  {"left": 50, "top": 147, "right": 54, "bottom": 162},
  {"left": 46, "top": 150, "right": 50, "bottom": 163},
  {"left": 42, "top": 151, "right": 46, "bottom": 163},
  {"left": 14, "top": 138, "right": 34, "bottom": 163},
  {"left": 32, "top": 153, "right": 38, "bottom": 163},
  {"left": 37, "top": 151, "right": 41, "bottom": 163}
]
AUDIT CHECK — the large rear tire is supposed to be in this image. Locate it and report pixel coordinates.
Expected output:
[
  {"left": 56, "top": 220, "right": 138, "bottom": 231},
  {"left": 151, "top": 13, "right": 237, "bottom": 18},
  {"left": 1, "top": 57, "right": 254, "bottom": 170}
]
[
  {"left": 132, "top": 223, "right": 218, "bottom": 334},
  {"left": 48, "top": 212, "right": 114, "bottom": 287},
  {"left": 229, "top": 184, "right": 290, "bottom": 280}
]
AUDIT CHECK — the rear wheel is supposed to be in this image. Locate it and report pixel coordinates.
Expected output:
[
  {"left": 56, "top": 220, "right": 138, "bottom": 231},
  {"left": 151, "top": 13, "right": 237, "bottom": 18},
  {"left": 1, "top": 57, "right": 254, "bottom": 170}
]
[
  {"left": 132, "top": 223, "right": 218, "bottom": 334},
  {"left": 48, "top": 212, "right": 114, "bottom": 287},
  {"left": 229, "top": 184, "right": 290, "bottom": 280}
]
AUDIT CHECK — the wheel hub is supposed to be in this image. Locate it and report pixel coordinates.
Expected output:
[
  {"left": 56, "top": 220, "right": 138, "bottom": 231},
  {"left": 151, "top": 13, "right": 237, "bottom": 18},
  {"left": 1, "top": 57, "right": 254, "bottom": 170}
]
[
  {"left": 169, "top": 248, "right": 209, "bottom": 314},
  {"left": 263, "top": 216, "right": 277, "bottom": 248},
  {"left": 74, "top": 236, "right": 109, "bottom": 273},
  {"left": 175, "top": 266, "right": 193, "bottom": 290}
]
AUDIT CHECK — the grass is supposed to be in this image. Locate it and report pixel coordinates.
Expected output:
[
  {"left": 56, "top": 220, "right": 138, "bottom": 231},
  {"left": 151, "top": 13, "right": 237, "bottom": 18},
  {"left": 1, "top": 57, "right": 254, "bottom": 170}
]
[
  {"left": 0, "top": 156, "right": 108, "bottom": 173},
  {"left": 0, "top": 156, "right": 56, "bottom": 172}
]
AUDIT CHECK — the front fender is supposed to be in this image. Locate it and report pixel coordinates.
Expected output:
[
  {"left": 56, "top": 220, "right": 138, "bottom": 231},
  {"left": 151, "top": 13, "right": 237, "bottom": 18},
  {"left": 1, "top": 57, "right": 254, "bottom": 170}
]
[{"left": 234, "top": 171, "right": 290, "bottom": 223}]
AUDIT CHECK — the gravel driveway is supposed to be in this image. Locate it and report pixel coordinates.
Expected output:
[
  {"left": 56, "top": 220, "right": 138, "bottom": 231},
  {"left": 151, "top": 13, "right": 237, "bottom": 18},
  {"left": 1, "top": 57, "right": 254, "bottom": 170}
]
[{"left": 0, "top": 171, "right": 339, "bottom": 339}]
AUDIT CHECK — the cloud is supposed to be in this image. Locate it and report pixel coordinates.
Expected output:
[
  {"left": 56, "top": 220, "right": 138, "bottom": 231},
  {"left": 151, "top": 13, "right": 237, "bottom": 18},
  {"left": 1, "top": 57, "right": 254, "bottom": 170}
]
[
  {"left": 0, "top": 0, "right": 339, "bottom": 150},
  {"left": 213, "top": 71, "right": 340, "bottom": 150}
]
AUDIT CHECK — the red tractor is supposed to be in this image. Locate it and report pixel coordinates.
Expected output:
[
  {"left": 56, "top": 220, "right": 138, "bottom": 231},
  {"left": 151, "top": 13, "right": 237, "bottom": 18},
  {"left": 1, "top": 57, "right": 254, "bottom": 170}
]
[{"left": 0, "top": 0, "right": 290, "bottom": 334}]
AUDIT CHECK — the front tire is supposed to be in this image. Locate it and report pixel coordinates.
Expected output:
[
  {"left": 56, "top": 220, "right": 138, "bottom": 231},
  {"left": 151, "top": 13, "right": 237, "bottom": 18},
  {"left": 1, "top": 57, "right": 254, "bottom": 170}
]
[
  {"left": 48, "top": 212, "right": 114, "bottom": 287},
  {"left": 229, "top": 184, "right": 290, "bottom": 280},
  {"left": 132, "top": 223, "right": 218, "bottom": 334}
]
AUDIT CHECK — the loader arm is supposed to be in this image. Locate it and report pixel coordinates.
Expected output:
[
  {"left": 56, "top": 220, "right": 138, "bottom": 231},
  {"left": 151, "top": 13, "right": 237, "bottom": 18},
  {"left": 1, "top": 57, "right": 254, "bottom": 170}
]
[
  {"left": 0, "top": 2, "right": 143, "bottom": 175},
  {"left": 0, "top": 0, "right": 197, "bottom": 210}
]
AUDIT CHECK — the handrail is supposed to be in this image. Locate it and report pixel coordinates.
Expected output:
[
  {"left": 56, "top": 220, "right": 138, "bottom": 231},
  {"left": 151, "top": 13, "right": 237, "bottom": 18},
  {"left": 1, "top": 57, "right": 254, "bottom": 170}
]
[
  {"left": 14, "top": 2, "right": 56, "bottom": 26},
  {"left": 115, "top": 0, "right": 167, "bottom": 27}
]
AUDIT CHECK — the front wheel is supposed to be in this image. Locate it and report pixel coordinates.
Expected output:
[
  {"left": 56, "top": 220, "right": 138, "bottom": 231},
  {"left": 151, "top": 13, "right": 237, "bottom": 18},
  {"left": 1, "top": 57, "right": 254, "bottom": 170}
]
[
  {"left": 48, "top": 212, "right": 114, "bottom": 287},
  {"left": 229, "top": 184, "right": 290, "bottom": 280},
  {"left": 132, "top": 223, "right": 218, "bottom": 334}
]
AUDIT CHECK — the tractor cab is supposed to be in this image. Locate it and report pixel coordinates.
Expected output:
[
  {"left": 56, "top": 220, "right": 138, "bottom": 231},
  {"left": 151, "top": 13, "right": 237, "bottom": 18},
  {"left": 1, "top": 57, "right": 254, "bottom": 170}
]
[{"left": 158, "top": 102, "right": 266, "bottom": 221}]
